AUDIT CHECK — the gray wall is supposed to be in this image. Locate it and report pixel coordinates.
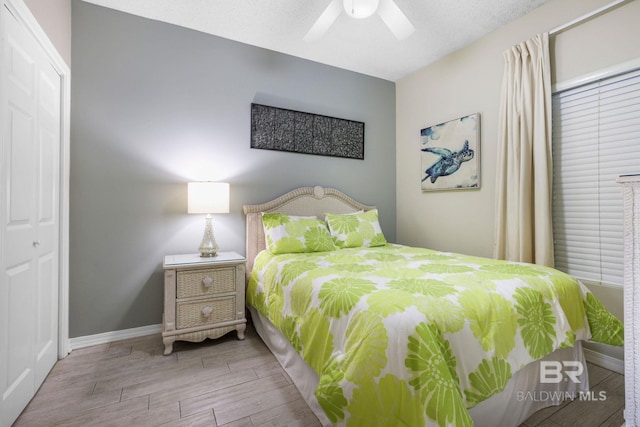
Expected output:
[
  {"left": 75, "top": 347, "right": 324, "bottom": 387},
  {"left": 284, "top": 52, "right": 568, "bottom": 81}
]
[{"left": 70, "top": 1, "right": 396, "bottom": 337}]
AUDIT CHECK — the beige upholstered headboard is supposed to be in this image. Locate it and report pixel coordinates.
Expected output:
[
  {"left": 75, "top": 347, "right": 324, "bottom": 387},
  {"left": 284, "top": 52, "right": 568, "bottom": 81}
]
[{"left": 242, "top": 186, "right": 375, "bottom": 276}]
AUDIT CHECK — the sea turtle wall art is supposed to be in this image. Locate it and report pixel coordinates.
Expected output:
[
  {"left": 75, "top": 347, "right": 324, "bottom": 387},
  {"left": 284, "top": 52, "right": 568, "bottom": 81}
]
[{"left": 420, "top": 113, "right": 480, "bottom": 191}]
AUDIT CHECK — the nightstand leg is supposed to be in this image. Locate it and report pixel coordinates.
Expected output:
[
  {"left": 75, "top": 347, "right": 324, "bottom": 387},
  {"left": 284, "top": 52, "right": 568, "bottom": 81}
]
[
  {"left": 236, "top": 323, "right": 246, "bottom": 340},
  {"left": 163, "top": 336, "right": 175, "bottom": 355}
]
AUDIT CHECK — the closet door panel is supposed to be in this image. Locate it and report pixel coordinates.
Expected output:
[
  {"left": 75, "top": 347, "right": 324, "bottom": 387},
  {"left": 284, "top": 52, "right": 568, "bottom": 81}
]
[
  {"left": 1, "top": 9, "right": 38, "bottom": 422},
  {"left": 1, "top": 263, "right": 36, "bottom": 423},
  {"left": 35, "top": 253, "right": 56, "bottom": 384},
  {"left": 34, "top": 58, "right": 60, "bottom": 386},
  {"left": 1, "top": 4, "right": 60, "bottom": 425},
  {"left": 4, "top": 7, "right": 37, "bottom": 268},
  {"left": 36, "top": 61, "right": 59, "bottom": 254}
]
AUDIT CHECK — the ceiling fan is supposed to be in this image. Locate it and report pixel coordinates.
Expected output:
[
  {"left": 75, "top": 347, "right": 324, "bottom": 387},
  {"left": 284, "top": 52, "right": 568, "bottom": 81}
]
[{"left": 304, "top": 0, "right": 415, "bottom": 42}]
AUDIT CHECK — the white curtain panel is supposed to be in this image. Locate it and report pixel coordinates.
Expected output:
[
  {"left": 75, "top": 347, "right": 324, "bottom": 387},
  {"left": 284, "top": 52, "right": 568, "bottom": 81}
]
[{"left": 493, "top": 33, "right": 554, "bottom": 266}]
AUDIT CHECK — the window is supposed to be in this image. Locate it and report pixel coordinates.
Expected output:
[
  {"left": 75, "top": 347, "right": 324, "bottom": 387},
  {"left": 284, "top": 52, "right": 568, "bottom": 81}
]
[{"left": 552, "top": 67, "right": 640, "bottom": 286}]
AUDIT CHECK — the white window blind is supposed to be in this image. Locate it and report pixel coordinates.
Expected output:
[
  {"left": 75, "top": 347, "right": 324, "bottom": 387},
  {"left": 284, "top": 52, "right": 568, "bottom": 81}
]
[{"left": 552, "top": 68, "right": 640, "bottom": 286}]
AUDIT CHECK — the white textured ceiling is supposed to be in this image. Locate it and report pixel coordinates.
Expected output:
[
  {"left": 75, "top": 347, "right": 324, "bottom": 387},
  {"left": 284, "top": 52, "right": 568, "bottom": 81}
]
[{"left": 81, "top": 0, "right": 550, "bottom": 81}]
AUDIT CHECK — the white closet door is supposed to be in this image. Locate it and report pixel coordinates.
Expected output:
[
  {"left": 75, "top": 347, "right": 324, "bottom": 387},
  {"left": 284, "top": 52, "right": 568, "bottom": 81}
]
[
  {"left": 1, "top": 3, "right": 60, "bottom": 426},
  {"left": 34, "top": 50, "right": 60, "bottom": 387}
]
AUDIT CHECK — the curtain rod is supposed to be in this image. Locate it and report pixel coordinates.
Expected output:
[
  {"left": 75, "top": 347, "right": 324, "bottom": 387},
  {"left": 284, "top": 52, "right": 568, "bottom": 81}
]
[{"left": 549, "top": 0, "right": 629, "bottom": 35}]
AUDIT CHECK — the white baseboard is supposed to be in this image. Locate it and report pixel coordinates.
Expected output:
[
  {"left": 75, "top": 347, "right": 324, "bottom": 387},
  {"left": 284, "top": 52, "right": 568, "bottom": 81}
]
[
  {"left": 68, "top": 325, "right": 625, "bottom": 377},
  {"left": 583, "top": 347, "right": 624, "bottom": 375},
  {"left": 69, "top": 324, "right": 162, "bottom": 351}
]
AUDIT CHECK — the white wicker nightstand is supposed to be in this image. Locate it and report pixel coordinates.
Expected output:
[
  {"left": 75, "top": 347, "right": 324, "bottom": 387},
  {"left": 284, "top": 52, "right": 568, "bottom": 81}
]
[{"left": 162, "top": 251, "right": 246, "bottom": 355}]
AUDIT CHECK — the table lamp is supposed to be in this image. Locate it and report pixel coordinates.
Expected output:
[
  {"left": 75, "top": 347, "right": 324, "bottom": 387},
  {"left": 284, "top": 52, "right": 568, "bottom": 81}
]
[{"left": 187, "top": 182, "right": 229, "bottom": 257}]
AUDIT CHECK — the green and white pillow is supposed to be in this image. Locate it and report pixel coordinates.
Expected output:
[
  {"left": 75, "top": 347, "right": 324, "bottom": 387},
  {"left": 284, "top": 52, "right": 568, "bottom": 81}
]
[
  {"left": 262, "top": 213, "right": 337, "bottom": 254},
  {"left": 325, "top": 209, "right": 387, "bottom": 248}
]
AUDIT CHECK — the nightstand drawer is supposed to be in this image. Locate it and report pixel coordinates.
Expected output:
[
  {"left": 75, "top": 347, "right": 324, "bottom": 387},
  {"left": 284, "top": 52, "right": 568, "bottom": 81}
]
[
  {"left": 176, "top": 296, "right": 236, "bottom": 329},
  {"left": 177, "top": 267, "right": 236, "bottom": 298}
]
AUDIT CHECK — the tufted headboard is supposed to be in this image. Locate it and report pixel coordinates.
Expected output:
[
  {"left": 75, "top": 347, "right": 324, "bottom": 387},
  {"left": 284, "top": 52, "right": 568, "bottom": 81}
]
[{"left": 242, "top": 185, "right": 375, "bottom": 277}]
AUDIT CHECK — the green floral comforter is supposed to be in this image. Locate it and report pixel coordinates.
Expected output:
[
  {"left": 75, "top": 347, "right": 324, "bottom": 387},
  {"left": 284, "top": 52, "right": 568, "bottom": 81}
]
[{"left": 247, "top": 244, "right": 623, "bottom": 427}]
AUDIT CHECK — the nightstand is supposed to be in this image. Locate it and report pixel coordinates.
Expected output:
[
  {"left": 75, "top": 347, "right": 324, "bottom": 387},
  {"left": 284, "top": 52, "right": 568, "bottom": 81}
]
[{"left": 162, "top": 251, "right": 246, "bottom": 355}]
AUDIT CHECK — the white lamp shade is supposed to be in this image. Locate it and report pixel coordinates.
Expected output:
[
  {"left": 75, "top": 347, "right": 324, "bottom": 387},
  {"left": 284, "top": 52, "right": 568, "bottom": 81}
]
[{"left": 187, "top": 182, "right": 230, "bottom": 214}]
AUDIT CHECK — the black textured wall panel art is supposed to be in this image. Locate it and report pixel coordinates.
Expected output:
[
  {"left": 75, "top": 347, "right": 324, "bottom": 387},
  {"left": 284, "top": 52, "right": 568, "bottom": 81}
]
[{"left": 250, "top": 103, "right": 365, "bottom": 160}]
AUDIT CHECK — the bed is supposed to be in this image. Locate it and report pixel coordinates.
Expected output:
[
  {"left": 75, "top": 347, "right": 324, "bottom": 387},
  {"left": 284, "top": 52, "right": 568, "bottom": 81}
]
[{"left": 243, "top": 186, "right": 624, "bottom": 427}]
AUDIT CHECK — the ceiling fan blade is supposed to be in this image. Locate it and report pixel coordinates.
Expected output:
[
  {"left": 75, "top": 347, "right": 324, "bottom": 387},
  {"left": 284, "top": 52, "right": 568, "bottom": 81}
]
[
  {"left": 304, "top": 0, "right": 342, "bottom": 42},
  {"left": 377, "top": 0, "right": 415, "bottom": 40}
]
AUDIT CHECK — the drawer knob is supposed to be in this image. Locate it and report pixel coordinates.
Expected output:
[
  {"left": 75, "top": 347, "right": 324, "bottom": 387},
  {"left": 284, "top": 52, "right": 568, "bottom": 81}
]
[
  {"left": 202, "top": 305, "right": 213, "bottom": 317},
  {"left": 202, "top": 276, "right": 213, "bottom": 288}
]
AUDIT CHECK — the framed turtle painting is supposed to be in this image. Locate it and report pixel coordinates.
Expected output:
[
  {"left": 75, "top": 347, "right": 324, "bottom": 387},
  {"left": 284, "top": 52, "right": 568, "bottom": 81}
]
[{"left": 420, "top": 113, "right": 480, "bottom": 191}]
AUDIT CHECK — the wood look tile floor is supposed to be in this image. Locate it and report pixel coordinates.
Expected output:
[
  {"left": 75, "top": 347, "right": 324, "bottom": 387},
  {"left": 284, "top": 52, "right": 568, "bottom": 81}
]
[{"left": 14, "top": 324, "right": 624, "bottom": 427}]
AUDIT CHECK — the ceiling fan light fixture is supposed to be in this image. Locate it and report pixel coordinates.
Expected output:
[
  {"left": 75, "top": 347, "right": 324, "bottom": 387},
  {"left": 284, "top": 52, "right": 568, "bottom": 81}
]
[{"left": 343, "top": 0, "right": 379, "bottom": 19}]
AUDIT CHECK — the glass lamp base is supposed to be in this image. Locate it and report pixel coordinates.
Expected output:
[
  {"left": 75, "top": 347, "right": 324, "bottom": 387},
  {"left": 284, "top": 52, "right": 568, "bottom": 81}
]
[{"left": 199, "top": 214, "right": 219, "bottom": 257}]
